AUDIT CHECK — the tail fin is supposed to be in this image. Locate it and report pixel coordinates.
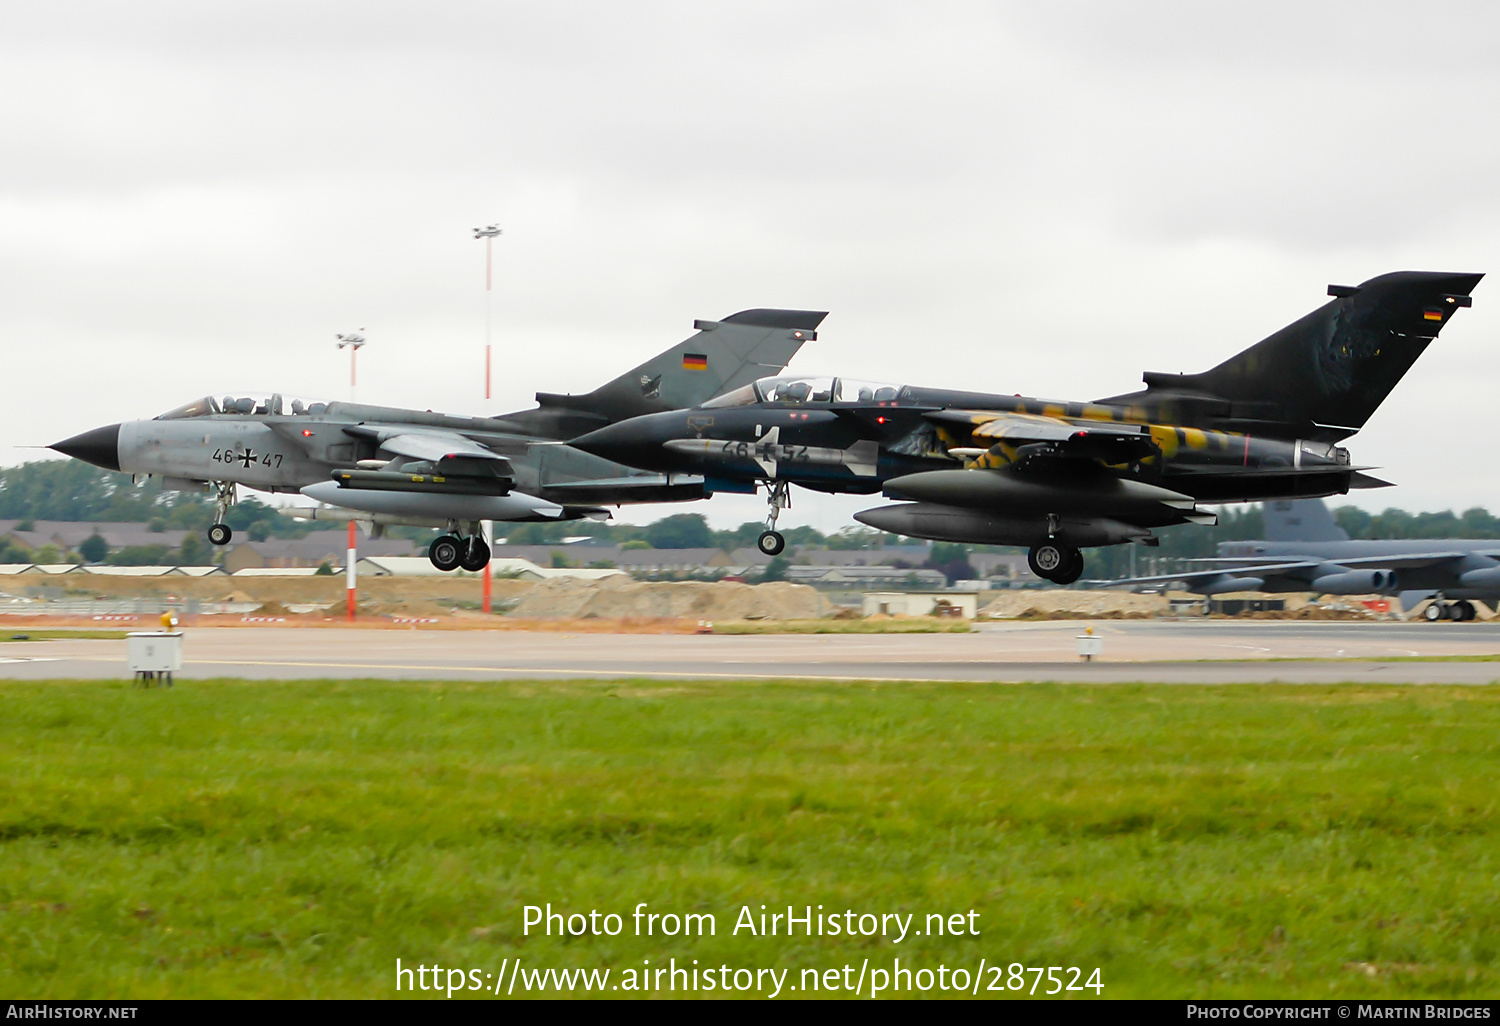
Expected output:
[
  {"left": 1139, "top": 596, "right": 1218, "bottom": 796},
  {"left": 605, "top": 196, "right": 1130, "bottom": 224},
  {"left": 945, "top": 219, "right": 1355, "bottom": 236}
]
[
  {"left": 534, "top": 308, "right": 825, "bottom": 423},
  {"left": 1101, "top": 271, "right": 1482, "bottom": 441},
  {"left": 1262, "top": 498, "right": 1349, "bottom": 543}
]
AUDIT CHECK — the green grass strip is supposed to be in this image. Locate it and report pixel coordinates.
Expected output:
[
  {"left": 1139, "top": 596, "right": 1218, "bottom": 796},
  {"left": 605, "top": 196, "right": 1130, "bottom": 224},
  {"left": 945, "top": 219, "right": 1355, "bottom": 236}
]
[{"left": 2, "top": 678, "right": 1498, "bottom": 998}]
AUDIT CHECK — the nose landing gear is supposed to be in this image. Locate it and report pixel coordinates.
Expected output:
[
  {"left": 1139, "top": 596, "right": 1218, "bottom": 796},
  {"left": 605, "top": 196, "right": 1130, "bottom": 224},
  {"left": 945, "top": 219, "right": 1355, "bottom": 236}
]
[
  {"left": 757, "top": 480, "right": 791, "bottom": 556},
  {"left": 207, "top": 482, "right": 236, "bottom": 546}
]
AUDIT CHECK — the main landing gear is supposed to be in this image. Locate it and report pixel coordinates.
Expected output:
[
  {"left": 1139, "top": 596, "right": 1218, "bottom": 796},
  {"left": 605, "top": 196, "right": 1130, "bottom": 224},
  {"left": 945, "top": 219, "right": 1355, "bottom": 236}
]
[
  {"left": 757, "top": 480, "right": 790, "bottom": 556},
  {"left": 207, "top": 482, "right": 236, "bottom": 546},
  {"left": 1424, "top": 599, "right": 1476, "bottom": 622},
  {"left": 1028, "top": 515, "right": 1084, "bottom": 585},
  {"left": 429, "top": 523, "right": 490, "bottom": 572},
  {"left": 1028, "top": 541, "right": 1084, "bottom": 585}
]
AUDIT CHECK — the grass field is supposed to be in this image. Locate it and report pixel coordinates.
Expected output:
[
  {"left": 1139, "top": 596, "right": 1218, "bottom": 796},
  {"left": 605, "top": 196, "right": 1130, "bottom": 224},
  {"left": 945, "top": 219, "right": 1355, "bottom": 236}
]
[{"left": 3, "top": 678, "right": 1498, "bottom": 999}]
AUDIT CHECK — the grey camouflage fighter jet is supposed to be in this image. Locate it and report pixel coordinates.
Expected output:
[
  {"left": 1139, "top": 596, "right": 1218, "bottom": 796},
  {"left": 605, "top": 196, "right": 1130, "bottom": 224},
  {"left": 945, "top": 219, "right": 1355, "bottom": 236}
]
[
  {"left": 569, "top": 271, "right": 1481, "bottom": 583},
  {"left": 49, "top": 309, "right": 823, "bottom": 571},
  {"left": 1112, "top": 498, "right": 1500, "bottom": 621}
]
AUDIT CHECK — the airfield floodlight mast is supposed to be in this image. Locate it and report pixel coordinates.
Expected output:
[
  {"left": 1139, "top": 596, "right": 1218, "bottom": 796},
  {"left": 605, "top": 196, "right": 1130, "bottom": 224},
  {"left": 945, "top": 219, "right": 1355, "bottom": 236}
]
[
  {"left": 472, "top": 223, "right": 502, "bottom": 401},
  {"left": 472, "top": 223, "right": 502, "bottom": 616},
  {"left": 335, "top": 329, "right": 366, "bottom": 620},
  {"left": 335, "top": 330, "right": 366, "bottom": 403}
]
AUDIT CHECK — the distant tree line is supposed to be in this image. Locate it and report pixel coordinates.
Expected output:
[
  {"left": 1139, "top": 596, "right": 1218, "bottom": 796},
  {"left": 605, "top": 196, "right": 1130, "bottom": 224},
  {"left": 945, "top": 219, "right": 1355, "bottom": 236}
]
[{"left": 0, "top": 461, "right": 313, "bottom": 540}]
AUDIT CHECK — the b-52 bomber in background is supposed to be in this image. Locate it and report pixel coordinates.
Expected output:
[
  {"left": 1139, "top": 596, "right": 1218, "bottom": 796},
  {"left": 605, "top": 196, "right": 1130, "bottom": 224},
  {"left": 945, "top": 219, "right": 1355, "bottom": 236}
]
[
  {"left": 49, "top": 309, "right": 824, "bottom": 570},
  {"left": 569, "top": 271, "right": 1481, "bottom": 583},
  {"left": 1112, "top": 498, "right": 1500, "bottom": 622}
]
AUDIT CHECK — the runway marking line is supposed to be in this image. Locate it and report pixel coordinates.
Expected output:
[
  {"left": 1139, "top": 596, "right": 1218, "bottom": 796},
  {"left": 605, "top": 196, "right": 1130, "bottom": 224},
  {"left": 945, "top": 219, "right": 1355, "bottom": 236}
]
[
  {"left": 19, "top": 655, "right": 1500, "bottom": 686},
  {"left": 45, "top": 654, "right": 966, "bottom": 684}
]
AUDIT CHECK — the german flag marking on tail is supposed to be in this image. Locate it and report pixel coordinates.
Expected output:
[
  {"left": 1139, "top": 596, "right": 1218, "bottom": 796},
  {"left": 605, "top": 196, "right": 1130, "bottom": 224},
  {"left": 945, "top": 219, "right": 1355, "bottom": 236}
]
[
  {"left": 1423, "top": 308, "right": 1445, "bottom": 322},
  {"left": 682, "top": 353, "right": 708, "bottom": 370}
]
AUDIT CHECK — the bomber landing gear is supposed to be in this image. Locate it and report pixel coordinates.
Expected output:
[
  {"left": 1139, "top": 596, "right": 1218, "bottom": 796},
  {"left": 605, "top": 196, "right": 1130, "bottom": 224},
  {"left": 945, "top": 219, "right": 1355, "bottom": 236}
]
[
  {"left": 757, "top": 480, "right": 790, "bottom": 556},
  {"left": 207, "top": 481, "right": 236, "bottom": 546},
  {"left": 1424, "top": 599, "right": 1475, "bottom": 622},
  {"left": 1028, "top": 541, "right": 1084, "bottom": 585}
]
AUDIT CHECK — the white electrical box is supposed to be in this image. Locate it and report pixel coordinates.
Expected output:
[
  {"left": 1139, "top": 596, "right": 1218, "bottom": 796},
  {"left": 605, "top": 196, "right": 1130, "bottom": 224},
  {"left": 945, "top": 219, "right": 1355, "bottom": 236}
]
[{"left": 127, "top": 631, "right": 183, "bottom": 682}]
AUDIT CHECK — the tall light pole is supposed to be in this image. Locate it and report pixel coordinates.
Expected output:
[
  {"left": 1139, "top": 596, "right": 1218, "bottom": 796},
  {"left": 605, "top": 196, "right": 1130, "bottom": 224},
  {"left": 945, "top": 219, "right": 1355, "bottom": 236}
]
[
  {"left": 472, "top": 223, "right": 502, "bottom": 615},
  {"left": 335, "top": 330, "right": 366, "bottom": 403},
  {"left": 472, "top": 224, "right": 501, "bottom": 401},
  {"left": 335, "top": 330, "right": 366, "bottom": 621}
]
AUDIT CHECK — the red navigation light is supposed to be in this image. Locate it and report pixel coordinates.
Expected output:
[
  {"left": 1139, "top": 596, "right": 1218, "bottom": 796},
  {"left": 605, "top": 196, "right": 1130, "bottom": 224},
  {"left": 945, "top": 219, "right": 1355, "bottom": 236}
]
[
  {"left": 876, "top": 416, "right": 886, "bottom": 424},
  {"left": 302, "top": 429, "right": 313, "bottom": 437}
]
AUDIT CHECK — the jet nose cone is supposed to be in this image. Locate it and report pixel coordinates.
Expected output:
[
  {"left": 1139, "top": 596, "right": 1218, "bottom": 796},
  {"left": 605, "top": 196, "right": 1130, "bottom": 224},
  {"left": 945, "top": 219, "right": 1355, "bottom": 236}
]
[
  {"left": 50, "top": 423, "right": 122, "bottom": 471},
  {"left": 570, "top": 421, "right": 647, "bottom": 462}
]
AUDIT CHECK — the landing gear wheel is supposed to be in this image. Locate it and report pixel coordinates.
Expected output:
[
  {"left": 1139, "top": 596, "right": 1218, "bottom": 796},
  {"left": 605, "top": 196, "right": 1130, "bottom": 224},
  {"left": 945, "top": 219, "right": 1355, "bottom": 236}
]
[
  {"left": 207, "top": 523, "right": 232, "bottom": 546},
  {"left": 429, "top": 535, "right": 463, "bottom": 572},
  {"left": 459, "top": 537, "right": 491, "bottom": 572},
  {"left": 1028, "top": 541, "right": 1082, "bottom": 584},
  {"left": 1424, "top": 601, "right": 1449, "bottom": 622},
  {"left": 1455, "top": 600, "right": 1477, "bottom": 622},
  {"left": 1052, "top": 547, "right": 1086, "bottom": 586},
  {"left": 757, "top": 531, "right": 786, "bottom": 556}
]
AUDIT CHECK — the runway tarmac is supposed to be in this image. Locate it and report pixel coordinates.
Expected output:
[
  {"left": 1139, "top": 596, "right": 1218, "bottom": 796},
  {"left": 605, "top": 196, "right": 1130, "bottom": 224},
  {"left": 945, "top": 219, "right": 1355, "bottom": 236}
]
[{"left": 3, "top": 620, "right": 1500, "bottom": 684}]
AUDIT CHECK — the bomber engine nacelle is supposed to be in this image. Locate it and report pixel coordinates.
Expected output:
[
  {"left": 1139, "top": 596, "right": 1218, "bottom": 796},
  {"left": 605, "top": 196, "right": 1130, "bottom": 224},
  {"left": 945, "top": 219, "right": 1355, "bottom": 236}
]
[
  {"left": 1459, "top": 565, "right": 1500, "bottom": 590},
  {"left": 1309, "top": 568, "right": 1399, "bottom": 595},
  {"left": 1199, "top": 575, "right": 1266, "bottom": 596}
]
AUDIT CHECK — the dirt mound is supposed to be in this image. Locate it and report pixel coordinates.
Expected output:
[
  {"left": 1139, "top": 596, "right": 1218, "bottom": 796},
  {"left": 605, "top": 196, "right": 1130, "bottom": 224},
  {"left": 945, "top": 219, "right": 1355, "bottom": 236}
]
[
  {"left": 507, "top": 577, "right": 829, "bottom": 620},
  {"left": 980, "top": 590, "right": 1170, "bottom": 619}
]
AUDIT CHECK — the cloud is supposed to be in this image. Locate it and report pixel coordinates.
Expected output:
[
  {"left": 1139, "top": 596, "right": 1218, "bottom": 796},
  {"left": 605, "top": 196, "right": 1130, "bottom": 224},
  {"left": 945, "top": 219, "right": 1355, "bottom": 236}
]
[{"left": 5, "top": 1, "right": 1498, "bottom": 527}]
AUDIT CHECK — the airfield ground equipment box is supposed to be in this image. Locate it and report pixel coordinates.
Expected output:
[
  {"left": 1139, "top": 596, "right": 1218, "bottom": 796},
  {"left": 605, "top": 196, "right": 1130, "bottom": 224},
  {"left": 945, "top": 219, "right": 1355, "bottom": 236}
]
[{"left": 127, "top": 631, "right": 182, "bottom": 687}]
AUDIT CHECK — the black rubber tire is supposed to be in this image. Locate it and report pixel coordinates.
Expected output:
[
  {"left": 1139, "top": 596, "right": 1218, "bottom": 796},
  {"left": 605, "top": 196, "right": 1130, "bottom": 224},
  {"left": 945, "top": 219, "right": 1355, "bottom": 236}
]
[
  {"left": 1455, "top": 600, "right": 1476, "bottom": 622},
  {"left": 208, "top": 523, "right": 232, "bottom": 546},
  {"left": 1424, "top": 602, "right": 1447, "bottom": 622},
  {"left": 429, "top": 535, "right": 463, "bottom": 572},
  {"left": 1029, "top": 542, "right": 1082, "bottom": 584},
  {"left": 1052, "top": 547, "right": 1086, "bottom": 586},
  {"left": 757, "top": 531, "right": 786, "bottom": 556},
  {"left": 460, "top": 537, "right": 491, "bottom": 573}
]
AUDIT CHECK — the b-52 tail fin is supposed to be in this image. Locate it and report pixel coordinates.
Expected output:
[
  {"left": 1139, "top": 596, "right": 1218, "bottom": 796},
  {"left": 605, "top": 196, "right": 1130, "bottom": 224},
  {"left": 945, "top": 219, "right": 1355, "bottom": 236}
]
[
  {"left": 1100, "top": 271, "right": 1482, "bottom": 442},
  {"left": 1262, "top": 498, "right": 1349, "bottom": 543},
  {"left": 515, "top": 309, "right": 825, "bottom": 439}
]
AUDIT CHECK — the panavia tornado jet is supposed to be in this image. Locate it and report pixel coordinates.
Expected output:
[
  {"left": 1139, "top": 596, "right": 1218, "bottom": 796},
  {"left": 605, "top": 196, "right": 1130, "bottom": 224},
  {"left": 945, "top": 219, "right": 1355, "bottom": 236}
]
[
  {"left": 569, "top": 271, "right": 1480, "bottom": 583},
  {"left": 1112, "top": 498, "right": 1500, "bottom": 621},
  {"left": 49, "top": 309, "right": 823, "bottom": 570}
]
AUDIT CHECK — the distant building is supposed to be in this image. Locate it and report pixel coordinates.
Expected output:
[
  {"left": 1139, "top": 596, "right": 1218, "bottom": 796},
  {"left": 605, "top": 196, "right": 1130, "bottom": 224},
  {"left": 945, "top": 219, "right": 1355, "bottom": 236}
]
[
  {"left": 862, "top": 591, "right": 981, "bottom": 619},
  {"left": 222, "top": 531, "right": 419, "bottom": 573},
  {"left": 356, "top": 556, "right": 626, "bottom": 581},
  {"left": 0, "top": 519, "right": 189, "bottom": 554}
]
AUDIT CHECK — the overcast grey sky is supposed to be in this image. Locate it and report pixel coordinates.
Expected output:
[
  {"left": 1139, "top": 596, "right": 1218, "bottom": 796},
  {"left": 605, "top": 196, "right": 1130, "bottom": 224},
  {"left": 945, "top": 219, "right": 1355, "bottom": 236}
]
[{"left": 4, "top": 1, "right": 1498, "bottom": 530}]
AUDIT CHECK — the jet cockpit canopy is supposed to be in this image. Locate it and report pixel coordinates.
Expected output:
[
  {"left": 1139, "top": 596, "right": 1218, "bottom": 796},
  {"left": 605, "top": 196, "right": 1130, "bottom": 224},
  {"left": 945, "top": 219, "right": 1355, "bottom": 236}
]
[
  {"left": 154, "top": 394, "right": 333, "bottom": 420},
  {"left": 700, "top": 375, "right": 911, "bottom": 409}
]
